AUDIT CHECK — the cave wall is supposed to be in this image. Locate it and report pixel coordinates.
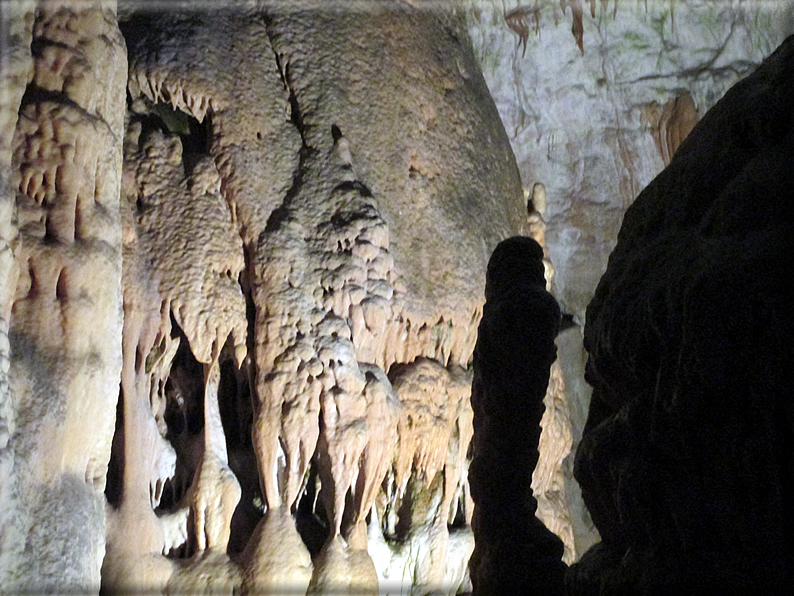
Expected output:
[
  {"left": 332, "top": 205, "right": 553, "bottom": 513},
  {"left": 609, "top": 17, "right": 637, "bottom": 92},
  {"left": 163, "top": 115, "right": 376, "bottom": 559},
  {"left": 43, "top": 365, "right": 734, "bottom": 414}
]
[
  {"left": 467, "top": 0, "right": 794, "bottom": 561},
  {"left": 469, "top": 0, "right": 794, "bottom": 319}
]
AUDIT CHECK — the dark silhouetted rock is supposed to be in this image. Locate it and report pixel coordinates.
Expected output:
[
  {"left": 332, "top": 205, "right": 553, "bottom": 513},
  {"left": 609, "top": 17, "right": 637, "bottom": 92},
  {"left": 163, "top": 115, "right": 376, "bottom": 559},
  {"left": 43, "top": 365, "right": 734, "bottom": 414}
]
[
  {"left": 469, "top": 236, "right": 566, "bottom": 595},
  {"left": 571, "top": 35, "right": 794, "bottom": 595}
]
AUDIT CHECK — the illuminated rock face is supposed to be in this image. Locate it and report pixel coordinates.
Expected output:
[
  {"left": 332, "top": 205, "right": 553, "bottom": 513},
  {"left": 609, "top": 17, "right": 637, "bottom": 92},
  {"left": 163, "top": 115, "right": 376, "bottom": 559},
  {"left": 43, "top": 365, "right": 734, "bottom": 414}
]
[
  {"left": 2, "top": 1, "right": 126, "bottom": 591},
  {"left": 0, "top": 1, "right": 525, "bottom": 593}
]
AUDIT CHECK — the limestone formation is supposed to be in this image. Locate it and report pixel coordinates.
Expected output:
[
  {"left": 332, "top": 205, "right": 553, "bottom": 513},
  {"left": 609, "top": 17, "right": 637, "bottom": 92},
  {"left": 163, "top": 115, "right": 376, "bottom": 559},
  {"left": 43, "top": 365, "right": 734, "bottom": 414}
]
[
  {"left": 648, "top": 91, "right": 699, "bottom": 167},
  {"left": 1, "top": 0, "right": 526, "bottom": 592},
  {"left": 469, "top": 236, "right": 566, "bottom": 594},
  {"left": 0, "top": 0, "right": 35, "bottom": 587},
  {"left": 526, "top": 181, "right": 578, "bottom": 563},
  {"left": 1, "top": 1, "right": 127, "bottom": 591},
  {"left": 4, "top": 0, "right": 791, "bottom": 593},
  {"left": 470, "top": 0, "right": 793, "bottom": 322}
]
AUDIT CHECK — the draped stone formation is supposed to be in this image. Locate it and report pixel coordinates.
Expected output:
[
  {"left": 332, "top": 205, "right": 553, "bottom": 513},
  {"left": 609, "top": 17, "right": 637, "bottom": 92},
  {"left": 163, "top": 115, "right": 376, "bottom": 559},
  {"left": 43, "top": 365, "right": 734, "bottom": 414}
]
[
  {"left": 0, "top": 0, "right": 527, "bottom": 592},
  {"left": 0, "top": 0, "right": 36, "bottom": 587},
  {"left": 1, "top": 1, "right": 127, "bottom": 591}
]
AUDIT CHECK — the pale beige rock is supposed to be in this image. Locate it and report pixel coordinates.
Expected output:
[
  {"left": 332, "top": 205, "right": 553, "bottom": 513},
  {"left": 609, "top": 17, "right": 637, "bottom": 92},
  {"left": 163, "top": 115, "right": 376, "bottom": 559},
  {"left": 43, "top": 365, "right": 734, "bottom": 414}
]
[
  {"left": 387, "top": 359, "right": 475, "bottom": 591},
  {"left": 187, "top": 362, "right": 241, "bottom": 554},
  {"left": 527, "top": 182, "right": 555, "bottom": 290},
  {"left": 104, "top": 88, "right": 249, "bottom": 593},
  {"left": 125, "top": 10, "right": 300, "bottom": 249},
  {"left": 0, "top": 1, "right": 34, "bottom": 586},
  {"left": 2, "top": 2, "right": 528, "bottom": 591},
  {"left": 350, "top": 364, "right": 400, "bottom": 543},
  {"left": 526, "top": 179, "right": 594, "bottom": 564},
  {"left": 307, "top": 535, "right": 379, "bottom": 596},
  {"left": 6, "top": 1, "right": 126, "bottom": 589},
  {"left": 391, "top": 359, "right": 459, "bottom": 496},
  {"left": 532, "top": 361, "right": 576, "bottom": 563},
  {"left": 166, "top": 551, "right": 241, "bottom": 596},
  {"left": 124, "top": 124, "right": 247, "bottom": 365},
  {"left": 103, "top": 226, "right": 176, "bottom": 593},
  {"left": 242, "top": 509, "right": 313, "bottom": 596},
  {"left": 446, "top": 366, "right": 475, "bottom": 528}
]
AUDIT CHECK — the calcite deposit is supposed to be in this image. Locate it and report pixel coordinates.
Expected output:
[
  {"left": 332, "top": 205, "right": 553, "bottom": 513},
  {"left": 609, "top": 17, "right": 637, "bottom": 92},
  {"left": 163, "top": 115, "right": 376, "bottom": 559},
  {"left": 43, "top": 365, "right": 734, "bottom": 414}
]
[
  {"left": 1, "top": 0, "right": 525, "bottom": 593},
  {"left": 0, "top": 0, "right": 35, "bottom": 587},
  {"left": 3, "top": 1, "right": 126, "bottom": 590},
  {"left": 3, "top": 0, "right": 793, "bottom": 593}
]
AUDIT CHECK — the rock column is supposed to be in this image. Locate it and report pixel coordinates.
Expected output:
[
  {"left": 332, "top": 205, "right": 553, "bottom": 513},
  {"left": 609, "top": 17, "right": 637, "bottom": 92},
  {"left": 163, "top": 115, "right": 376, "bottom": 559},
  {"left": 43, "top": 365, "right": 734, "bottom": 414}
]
[
  {"left": 0, "top": 0, "right": 35, "bottom": 587},
  {"left": 469, "top": 236, "right": 566, "bottom": 594},
  {"left": 6, "top": 0, "right": 127, "bottom": 591}
]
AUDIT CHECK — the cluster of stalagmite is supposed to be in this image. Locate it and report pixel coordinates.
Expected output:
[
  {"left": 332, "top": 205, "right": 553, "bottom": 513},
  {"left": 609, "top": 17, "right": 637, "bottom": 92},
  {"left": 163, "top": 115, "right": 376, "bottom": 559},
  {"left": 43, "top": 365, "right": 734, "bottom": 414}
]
[{"left": 0, "top": 0, "right": 530, "bottom": 593}]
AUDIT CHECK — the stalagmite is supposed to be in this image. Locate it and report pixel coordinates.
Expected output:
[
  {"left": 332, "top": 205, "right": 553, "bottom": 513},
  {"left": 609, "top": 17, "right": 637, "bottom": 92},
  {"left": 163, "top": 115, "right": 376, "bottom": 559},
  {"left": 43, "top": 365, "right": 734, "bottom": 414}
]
[
  {"left": 102, "top": 266, "right": 176, "bottom": 591},
  {"left": 105, "top": 85, "right": 248, "bottom": 592},
  {"left": 167, "top": 364, "right": 243, "bottom": 595},
  {"left": 469, "top": 236, "right": 566, "bottom": 594},
  {"left": 188, "top": 362, "right": 241, "bottom": 554},
  {"left": 250, "top": 126, "right": 396, "bottom": 594},
  {"left": 386, "top": 358, "right": 475, "bottom": 592},
  {"left": 532, "top": 360, "right": 576, "bottom": 563}
]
